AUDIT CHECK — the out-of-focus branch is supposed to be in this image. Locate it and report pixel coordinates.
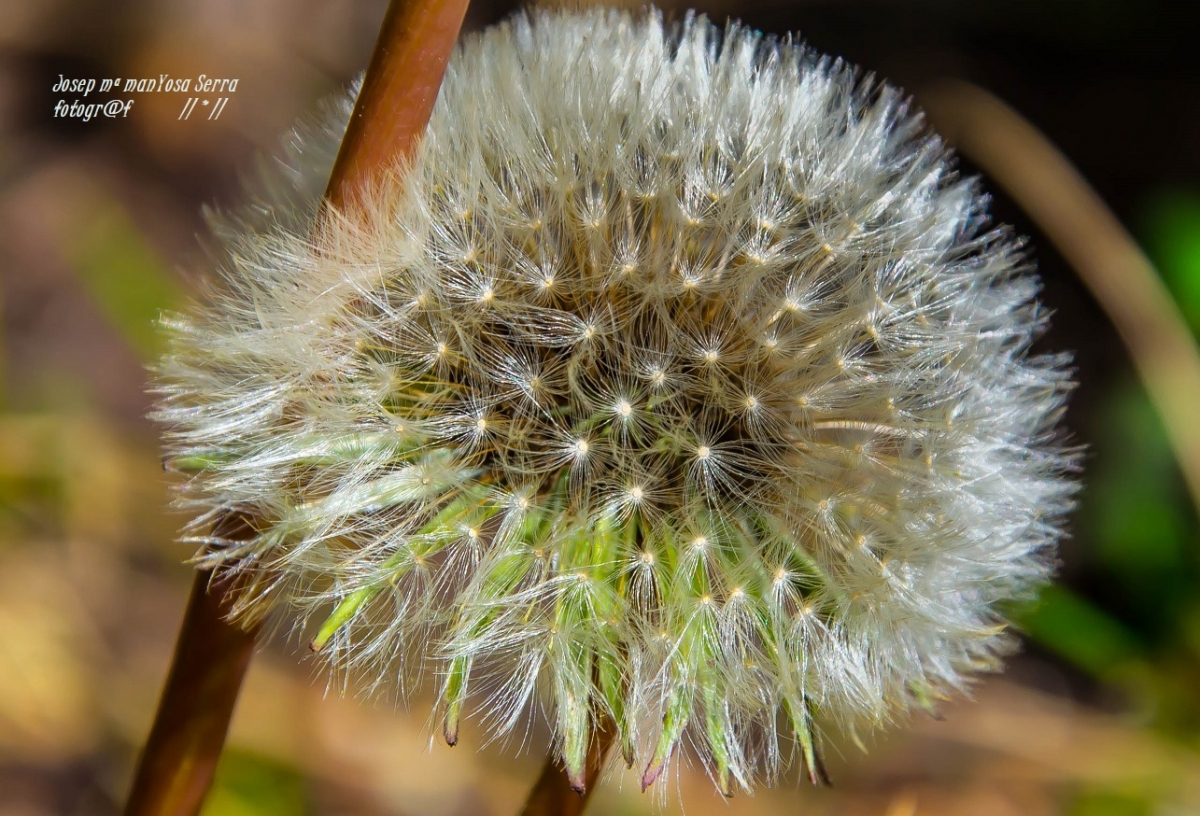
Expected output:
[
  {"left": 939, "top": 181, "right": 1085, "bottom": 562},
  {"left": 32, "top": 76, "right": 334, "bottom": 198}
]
[
  {"left": 124, "top": 573, "right": 258, "bottom": 816},
  {"left": 124, "top": 521, "right": 259, "bottom": 816},
  {"left": 923, "top": 81, "right": 1200, "bottom": 517},
  {"left": 125, "top": 1, "right": 469, "bottom": 814}
]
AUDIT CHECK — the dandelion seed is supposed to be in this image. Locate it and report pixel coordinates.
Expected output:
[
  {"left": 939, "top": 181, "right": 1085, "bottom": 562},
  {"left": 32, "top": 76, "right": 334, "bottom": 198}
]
[{"left": 154, "top": 7, "right": 1077, "bottom": 799}]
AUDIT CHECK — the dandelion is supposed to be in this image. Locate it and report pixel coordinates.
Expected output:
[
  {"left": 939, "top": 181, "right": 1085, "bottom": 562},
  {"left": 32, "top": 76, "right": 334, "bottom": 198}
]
[{"left": 154, "top": 7, "right": 1076, "bottom": 798}]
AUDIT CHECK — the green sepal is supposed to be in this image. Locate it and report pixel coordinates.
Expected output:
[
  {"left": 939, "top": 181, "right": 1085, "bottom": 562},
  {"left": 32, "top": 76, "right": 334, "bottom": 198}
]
[
  {"left": 703, "top": 676, "right": 735, "bottom": 797},
  {"left": 642, "top": 686, "right": 690, "bottom": 791},
  {"left": 310, "top": 583, "right": 382, "bottom": 653},
  {"left": 784, "top": 695, "right": 829, "bottom": 786},
  {"left": 441, "top": 655, "right": 471, "bottom": 746},
  {"left": 597, "top": 653, "right": 634, "bottom": 767},
  {"left": 560, "top": 649, "right": 593, "bottom": 793}
]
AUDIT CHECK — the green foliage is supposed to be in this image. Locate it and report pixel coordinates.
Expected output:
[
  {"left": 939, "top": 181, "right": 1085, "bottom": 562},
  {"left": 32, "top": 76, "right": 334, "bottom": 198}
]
[
  {"left": 1015, "top": 584, "right": 1144, "bottom": 679},
  {"left": 64, "top": 191, "right": 184, "bottom": 360},
  {"left": 1143, "top": 190, "right": 1200, "bottom": 333},
  {"left": 201, "top": 750, "right": 308, "bottom": 816},
  {"left": 1089, "top": 386, "right": 1196, "bottom": 640},
  {"left": 1069, "top": 789, "right": 1154, "bottom": 816}
]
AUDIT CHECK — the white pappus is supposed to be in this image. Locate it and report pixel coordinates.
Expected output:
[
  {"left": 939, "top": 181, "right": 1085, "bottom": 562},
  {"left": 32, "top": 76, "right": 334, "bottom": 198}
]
[{"left": 154, "top": 7, "right": 1077, "bottom": 798}]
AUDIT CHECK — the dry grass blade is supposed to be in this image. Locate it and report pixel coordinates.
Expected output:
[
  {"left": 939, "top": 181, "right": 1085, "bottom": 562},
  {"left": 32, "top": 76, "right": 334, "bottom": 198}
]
[{"left": 922, "top": 80, "right": 1200, "bottom": 516}]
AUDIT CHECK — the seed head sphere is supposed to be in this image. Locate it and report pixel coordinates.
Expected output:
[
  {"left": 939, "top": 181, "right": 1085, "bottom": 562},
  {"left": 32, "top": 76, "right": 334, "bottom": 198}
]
[{"left": 155, "top": 8, "right": 1076, "bottom": 796}]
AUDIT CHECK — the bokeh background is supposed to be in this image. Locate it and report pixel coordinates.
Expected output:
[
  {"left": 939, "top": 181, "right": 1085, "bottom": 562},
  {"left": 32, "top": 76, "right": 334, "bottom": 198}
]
[{"left": 3, "top": 0, "right": 1200, "bottom": 813}]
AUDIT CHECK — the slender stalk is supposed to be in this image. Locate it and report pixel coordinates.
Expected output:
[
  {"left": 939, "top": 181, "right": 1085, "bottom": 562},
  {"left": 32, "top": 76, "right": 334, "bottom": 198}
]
[
  {"left": 125, "top": 552, "right": 257, "bottom": 816},
  {"left": 518, "top": 724, "right": 616, "bottom": 816},
  {"left": 922, "top": 81, "right": 1200, "bottom": 517},
  {"left": 126, "top": 1, "right": 468, "bottom": 813},
  {"left": 326, "top": 0, "right": 470, "bottom": 208}
]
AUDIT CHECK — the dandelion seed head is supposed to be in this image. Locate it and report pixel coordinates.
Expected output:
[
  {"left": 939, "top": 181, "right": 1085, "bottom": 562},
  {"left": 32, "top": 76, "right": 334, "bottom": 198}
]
[{"left": 154, "top": 7, "right": 1076, "bottom": 797}]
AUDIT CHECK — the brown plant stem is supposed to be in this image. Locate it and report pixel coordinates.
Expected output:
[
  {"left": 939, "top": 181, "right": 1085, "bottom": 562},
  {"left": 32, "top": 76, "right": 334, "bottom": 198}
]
[
  {"left": 518, "top": 724, "right": 616, "bottom": 816},
  {"left": 125, "top": 1, "right": 468, "bottom": 814},
  {"left": 124, "top": 564, "right": 258, "bottom": 816},
  {"left": 326, "top": 0, "right": 470, "bottom": 209},
  {"left": 922, "top": 81, "right": 1200, "bottom": 517}
]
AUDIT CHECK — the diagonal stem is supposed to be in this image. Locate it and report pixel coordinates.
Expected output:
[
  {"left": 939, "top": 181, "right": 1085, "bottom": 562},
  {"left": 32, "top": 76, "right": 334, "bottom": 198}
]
[
  {"left": 124, "top": 559, "right": 258, "bottom": 816},
  {"left": 326, "top": 0, "right": 470, "bottom": 209},
  {"left": 125, "top": 1, "right": 469, "bottom": 813}
]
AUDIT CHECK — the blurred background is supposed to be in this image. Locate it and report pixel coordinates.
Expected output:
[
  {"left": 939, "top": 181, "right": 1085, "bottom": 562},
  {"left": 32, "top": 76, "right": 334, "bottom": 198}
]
[{"left": 3, "top": 0, "right": 1200, "bottom": 813}]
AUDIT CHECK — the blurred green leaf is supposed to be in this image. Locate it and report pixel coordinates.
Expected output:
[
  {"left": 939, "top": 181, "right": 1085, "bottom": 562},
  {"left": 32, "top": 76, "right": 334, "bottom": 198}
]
[
  {"left": 1014, "top": 585, "right": 1144, "bottom": 678},
  {"left": 1092, "top": 387, "right": 1190, "bottom": 577},
  {"left": 200, "top": 749, "right": 308, "bottom": 816},
  {"left": 63, "top": 191, "right": 185, "bottom": 360},
  {"left": 1141, "top": 189, "right": 1200, "bottom": 333},
  {"left": 1084, "top": 383, "right": 1199, "bottom": 645},
  {"left": 1069, "top": 789, "right": 1154, "bottom": 816}
]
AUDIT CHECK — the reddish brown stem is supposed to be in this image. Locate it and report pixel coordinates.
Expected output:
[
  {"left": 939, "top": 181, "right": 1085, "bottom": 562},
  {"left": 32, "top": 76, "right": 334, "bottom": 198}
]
[
  {"left": 125, "top": 566, "right": 259, "bottom": 816},
  {"left": 326, "top": 0, "right": 471, "bottom": 210},
  {"left": 126, "top": 1, "right": 468, "bottom": 813},
  {"left": 518, "top": 724, "right": 616, "bottom": 816}
]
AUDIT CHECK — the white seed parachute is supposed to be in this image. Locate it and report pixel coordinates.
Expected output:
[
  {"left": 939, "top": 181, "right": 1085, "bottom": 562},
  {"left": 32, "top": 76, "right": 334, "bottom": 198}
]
[{"left": 154, "top": 7, "right": 1077, "bottom": 796}]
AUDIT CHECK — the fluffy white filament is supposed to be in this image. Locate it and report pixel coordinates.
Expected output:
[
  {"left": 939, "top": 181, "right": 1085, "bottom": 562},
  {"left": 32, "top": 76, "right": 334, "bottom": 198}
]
[{"left": 154, "top": 8, "right": 1076, "bottom": 796}]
